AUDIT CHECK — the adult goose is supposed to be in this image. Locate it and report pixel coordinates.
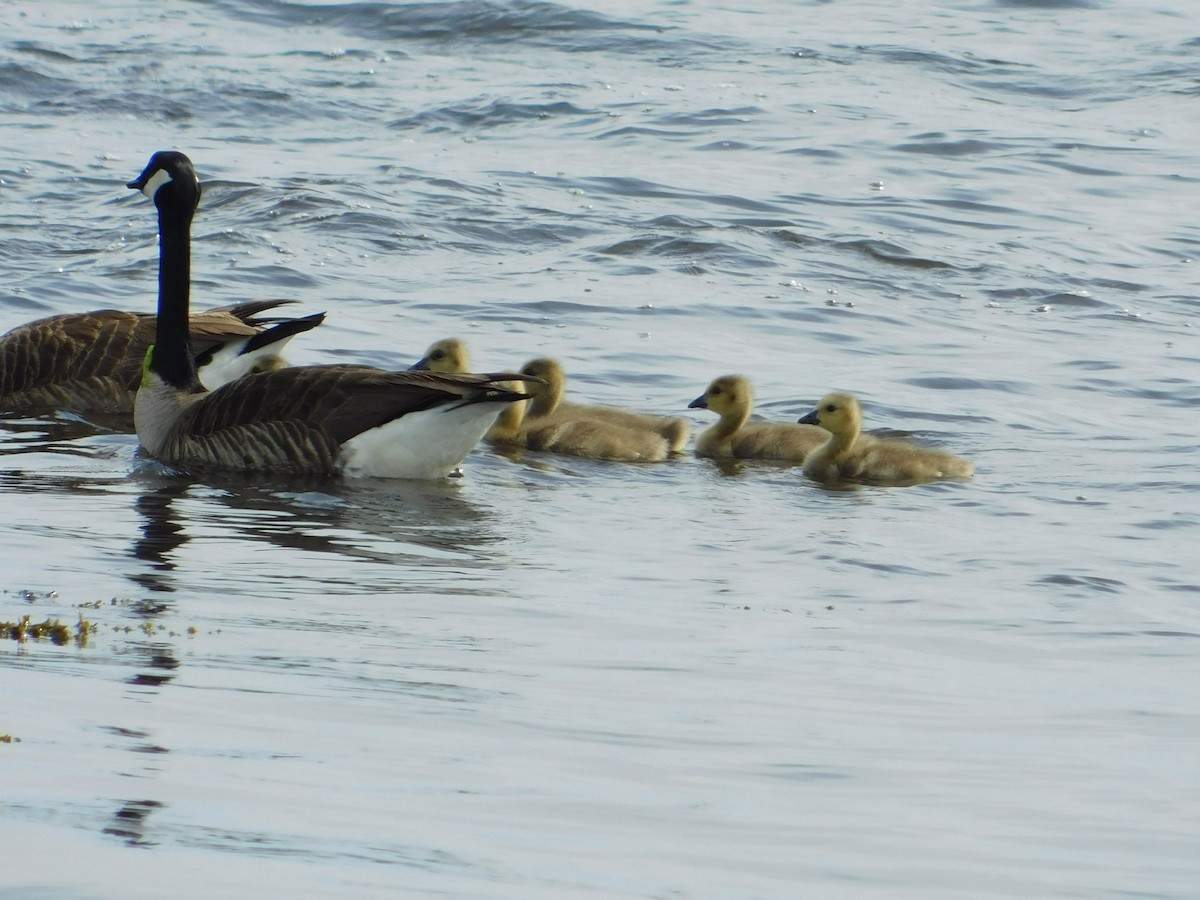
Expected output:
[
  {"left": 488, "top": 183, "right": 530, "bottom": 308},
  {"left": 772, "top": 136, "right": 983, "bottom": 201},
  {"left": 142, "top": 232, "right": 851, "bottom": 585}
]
[
  {"left": 688, "top": 374, "right": 827, "bottom": 461},
  {"left": 129, "top": 150, "right": 533, "bottom": 479},
  {"left": 798, "top": 391, "right": 973, "bottom": 485},
  {"left": 0, "top": 299, "right": 323, "bottom": 423},
  {"left": 518, "top": 357, "right": 689, "bottom": 454}
]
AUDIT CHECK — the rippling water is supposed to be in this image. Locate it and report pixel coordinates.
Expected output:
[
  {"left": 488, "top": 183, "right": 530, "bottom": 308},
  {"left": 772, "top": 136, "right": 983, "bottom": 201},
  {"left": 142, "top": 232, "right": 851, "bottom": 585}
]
[{"left": 2, "top": 1, "right": 1198, "bottom": 897}]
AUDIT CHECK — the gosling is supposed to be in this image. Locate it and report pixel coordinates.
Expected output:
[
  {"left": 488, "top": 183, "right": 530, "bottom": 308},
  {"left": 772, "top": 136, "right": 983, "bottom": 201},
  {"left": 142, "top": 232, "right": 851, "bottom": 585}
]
[
  {"left": 519, "top": 357, "right": 689, "bottom": 454},
  {"left": 688, "top": 374, "right": 828, "bottom": 461},
  {"left": 798, "top": 391, "right": 973, "bottom": 485},
  {"left": 411, "top": 337, "right": 527, "bottom": 446},
  {"left": 414, "top": 340, "right": 668, "bottom": 461}
]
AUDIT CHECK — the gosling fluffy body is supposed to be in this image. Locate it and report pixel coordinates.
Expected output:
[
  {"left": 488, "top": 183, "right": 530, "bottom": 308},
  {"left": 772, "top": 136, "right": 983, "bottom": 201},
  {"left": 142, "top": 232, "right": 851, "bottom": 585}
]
[
  {"left": 798, "top": 391, "right": 973, "bottom": 485},
  {"left": 519, "top": 357, "right": 689, "bottom": 454},
  {"left": 521, "top": 416, "right": 670, "bottom": 462}
]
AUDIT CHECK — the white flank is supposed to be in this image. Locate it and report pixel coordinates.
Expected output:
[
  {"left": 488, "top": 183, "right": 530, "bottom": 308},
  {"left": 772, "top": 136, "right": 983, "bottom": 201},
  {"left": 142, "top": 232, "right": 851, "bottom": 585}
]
[
  {"left": 339, "top": 400, "right": 507, "bottom": 479},
  {"left": 198, "top": 338, "right": 293, "bottom": 390}
]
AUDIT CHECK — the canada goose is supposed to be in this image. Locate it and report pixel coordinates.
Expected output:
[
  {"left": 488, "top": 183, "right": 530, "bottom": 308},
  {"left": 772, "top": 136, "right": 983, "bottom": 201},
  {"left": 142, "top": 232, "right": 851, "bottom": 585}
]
[
  {"left": 411, "top": 337, "right": 528, "bottom": 446},
  {"left": 518, "top": 357, "right": 689, "bottom": 453},
  {"left": 0, "top": 299, "right": 323, "bottom": 422},
  {"left": 129, "top": 150, "right": 533, "bottom": 479},
  {"left": 797, "top": 391, "right": 973, "bottom": 485},
  {"left": 688, "top": 374, "right": 827, "bottom": 461}
]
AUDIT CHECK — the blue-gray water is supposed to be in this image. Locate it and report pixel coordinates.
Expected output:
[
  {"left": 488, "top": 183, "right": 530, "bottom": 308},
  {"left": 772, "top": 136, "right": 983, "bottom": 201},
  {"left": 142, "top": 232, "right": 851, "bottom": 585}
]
[{"left": 2, "top": 1, "right": 1198, "bottom": 897}]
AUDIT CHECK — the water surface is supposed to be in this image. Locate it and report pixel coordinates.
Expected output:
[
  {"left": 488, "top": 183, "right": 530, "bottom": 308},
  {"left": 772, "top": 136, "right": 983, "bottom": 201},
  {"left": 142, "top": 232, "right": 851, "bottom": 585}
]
[{"left": 2, "top": 1, "right": 1198, "bottom": 897}]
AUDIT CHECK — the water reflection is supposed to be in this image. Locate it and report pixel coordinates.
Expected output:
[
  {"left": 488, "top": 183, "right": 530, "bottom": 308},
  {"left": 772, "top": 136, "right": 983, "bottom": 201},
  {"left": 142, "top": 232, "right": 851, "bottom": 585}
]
[
  {"left": 695, "top": 457, "right": 802, "bottom": 478},
  {"left": 99, "top": 725, "right": 170, "bottom": 847},
  {"left": 127, "top": 651, "right": 180, "bottom": 687},
  {"left": 3, "top": 400, "right": 517, "bottom": 599},
  {"left": 103, "top": 799, "right": 165, "bottom": 847},
  {"left": 0, "top": 411, "right": 128, "bottom": 457},
  {"left": 131, "top": 482, "right": 190, "bottom": 593},
  {"left": 128, "top": 467, "right": 509, "bottom": 593}
]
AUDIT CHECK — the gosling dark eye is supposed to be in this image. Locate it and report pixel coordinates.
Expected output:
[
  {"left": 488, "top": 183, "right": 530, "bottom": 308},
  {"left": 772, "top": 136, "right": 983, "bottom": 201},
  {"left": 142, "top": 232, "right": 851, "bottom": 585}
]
[
  {"left": 711, "top": 387, "right": 722, "bottom": 396},
  {"left": 825, "top": 404, "right": 837, "bottom": 413},
  {"left": 432, "top": 350, "right": 445, "bottom": 360}
]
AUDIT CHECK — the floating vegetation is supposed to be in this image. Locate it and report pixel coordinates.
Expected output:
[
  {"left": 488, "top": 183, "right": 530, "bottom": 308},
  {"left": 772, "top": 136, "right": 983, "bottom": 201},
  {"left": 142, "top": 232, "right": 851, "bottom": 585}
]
[
  {"left": 2, "top": 615, "right": 95, "bottom": 646},
  {"left": 0, "top": 734, "right": 19, "bottom": 744},
  {"left": 1, "top": 609, "right": 209, "bottom": 647},
  {"left": 2, "top": 595, "right": 210, "bottom": 648}
]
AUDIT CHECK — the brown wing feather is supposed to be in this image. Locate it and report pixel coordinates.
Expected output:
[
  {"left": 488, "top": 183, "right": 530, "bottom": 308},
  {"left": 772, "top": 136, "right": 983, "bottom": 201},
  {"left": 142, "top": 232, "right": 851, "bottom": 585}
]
[
  {"left": 1, "top": 302, "right": 313, "bottom": 416},
  {"left": 175, "top": 366, "right": 530, "bottom": 447},
  {"left": 0, "top": 311, "right": 148, "bottom": 409},
  {"left": 202, "top": 299, "right": 298, "bottom": 322},
  {"left": 184, "top": 300, "right": 304, "bottom": 342}
]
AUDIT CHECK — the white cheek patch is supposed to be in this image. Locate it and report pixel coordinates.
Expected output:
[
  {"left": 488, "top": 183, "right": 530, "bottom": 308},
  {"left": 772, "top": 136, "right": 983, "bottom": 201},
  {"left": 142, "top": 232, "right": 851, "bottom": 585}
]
[{"left": 141, "top": 167, "right": 173, "bottom": 200}]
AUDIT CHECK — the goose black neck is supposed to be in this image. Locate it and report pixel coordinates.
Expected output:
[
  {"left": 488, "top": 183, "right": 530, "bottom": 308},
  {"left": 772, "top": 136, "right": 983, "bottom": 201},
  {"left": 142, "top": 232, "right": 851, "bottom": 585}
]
[{"left": 152, "top": 198, "right": 201, "bottom": 392}]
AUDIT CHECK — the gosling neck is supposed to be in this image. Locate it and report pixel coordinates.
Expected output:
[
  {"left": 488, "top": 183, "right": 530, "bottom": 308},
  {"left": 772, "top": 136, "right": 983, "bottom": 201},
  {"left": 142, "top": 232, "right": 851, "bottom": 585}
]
[
  {"left": 488, "top": 396, "right": 527, "bottom": 442},
  {"left": 528, "top": 371, "right": 564, "bottom": 418},
  {"left": 812, "top": 414, "right": 860, "bottom": 468},
  {"left": 715, "top": 399, "right": 751, "bottom": 438}
]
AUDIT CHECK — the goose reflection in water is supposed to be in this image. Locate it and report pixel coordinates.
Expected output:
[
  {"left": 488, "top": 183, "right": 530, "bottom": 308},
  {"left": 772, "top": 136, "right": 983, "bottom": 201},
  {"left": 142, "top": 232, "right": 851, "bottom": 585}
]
[
  {"left": 1, "top": 409, "right": 135, "bottom": 459},
  {"left": 100, "top": 724, "right": 171, "bottom": 847},
  {"left": 103, "top": 798, "right": 166, "bottom": 847},
  {"left": 130, "top": 469, "right": 509, "bottom": 593},
  {"left": 131, "top": 481, "right": 190, "bottom": 593}
]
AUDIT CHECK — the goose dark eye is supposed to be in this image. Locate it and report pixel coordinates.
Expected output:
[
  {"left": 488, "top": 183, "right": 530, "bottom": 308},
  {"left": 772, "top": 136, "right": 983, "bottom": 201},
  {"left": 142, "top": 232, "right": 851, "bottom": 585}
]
[
  {"left": 432, "top": 350, "right": 445, "bottom": 360},
  {"left": 825, "top": 403, "right": 837, "bottom": 413},
  {"left": 710, "top": 387, "right": 722, "bottom": 396}
]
